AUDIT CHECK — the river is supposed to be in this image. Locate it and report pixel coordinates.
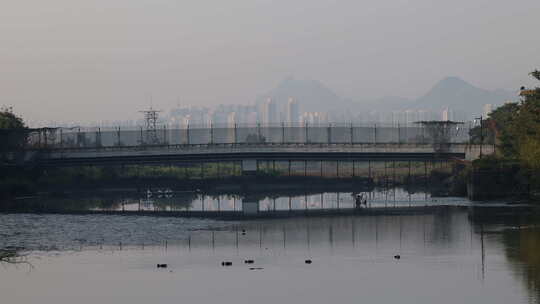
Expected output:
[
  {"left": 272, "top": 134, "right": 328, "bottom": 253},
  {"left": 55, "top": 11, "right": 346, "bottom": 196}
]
[{"left": 0, "top": 189, "right": 538, "bottom": 304}]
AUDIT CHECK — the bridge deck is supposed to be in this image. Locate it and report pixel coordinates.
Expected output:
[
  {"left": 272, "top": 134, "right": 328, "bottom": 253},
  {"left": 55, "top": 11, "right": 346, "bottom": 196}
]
[
  {"left": 12, "top": 142, "right": 491, "bottom": 167},
  {"left": 22, "top": 144, "right": 476, "bottom": 166}
]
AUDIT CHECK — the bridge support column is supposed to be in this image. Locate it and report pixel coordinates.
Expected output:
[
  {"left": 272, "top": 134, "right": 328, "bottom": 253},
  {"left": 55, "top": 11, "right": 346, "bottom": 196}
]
[
  {"left": 408, "top": 160, "right": 411, "bottom": 184},
  {"left": 241, "top": 159, "right": 257, "bottom": 176},
  {"left": 393, "top": 161, "right": 396, "bottom": 187},
  {"left": 384, "top": 161, "right": 388, "bottom": 189},
  {"left": 288, "top": 196, "right": 292, "bottom": 211},
  {"left": 424, "top": 161, "right": 428, "bottom": 200},
  {"left": 242, "top": 197, "right": 260, "bottom": 215},
  {"left": 288, "top": 160, "right": 291, "bottom": 176}
]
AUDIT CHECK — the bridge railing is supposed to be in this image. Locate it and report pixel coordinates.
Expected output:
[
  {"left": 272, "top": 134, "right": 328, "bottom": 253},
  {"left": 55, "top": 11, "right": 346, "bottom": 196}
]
[{"left": 22, "top": 122, "right": 473, "bottom": 150}]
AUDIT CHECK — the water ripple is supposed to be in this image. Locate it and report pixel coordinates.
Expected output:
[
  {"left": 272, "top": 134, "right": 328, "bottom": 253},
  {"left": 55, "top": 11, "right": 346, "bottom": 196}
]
[{"left": 0, "top": 213, "right": 230, "bottom": 251}]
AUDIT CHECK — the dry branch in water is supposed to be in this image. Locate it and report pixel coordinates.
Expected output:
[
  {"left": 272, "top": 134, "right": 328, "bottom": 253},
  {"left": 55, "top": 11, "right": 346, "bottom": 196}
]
[
  {"left": 0, "top": 249, "right": 18, "bottom": 261},
  {"left": 0, "top": 249, "right": 33, "bottom": 270}
]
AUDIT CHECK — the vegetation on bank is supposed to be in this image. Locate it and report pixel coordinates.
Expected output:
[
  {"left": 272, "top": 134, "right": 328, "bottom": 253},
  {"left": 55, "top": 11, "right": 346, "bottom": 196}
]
[
  {"left": 0, "top": 107, "right": 27, "bottom": 162},
  {"left": 0, "top": 160, "right": 456, "bottom": 200},
  {"left": 0, "top": 107, "right": 24, "bottom": 129},
  {"left": 468, "top": 70, "right": 540, "bottom": 199}
]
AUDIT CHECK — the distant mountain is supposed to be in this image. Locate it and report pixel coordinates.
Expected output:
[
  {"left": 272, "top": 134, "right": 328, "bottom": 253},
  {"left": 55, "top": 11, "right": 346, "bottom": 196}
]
[
  {"left": 258, "top": 76, "right": 518, "bottom": 118},
  {"left": 413, "top": 76, "right": 515, "bottom": 114}
]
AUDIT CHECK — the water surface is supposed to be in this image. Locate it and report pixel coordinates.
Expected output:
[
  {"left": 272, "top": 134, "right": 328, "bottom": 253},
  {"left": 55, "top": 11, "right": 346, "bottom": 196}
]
[{"left": 1, "top": 200, "right": 539, "bottom": 304}]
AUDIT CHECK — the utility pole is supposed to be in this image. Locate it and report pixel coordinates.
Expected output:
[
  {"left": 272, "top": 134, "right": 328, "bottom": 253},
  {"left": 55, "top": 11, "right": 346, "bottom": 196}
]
[{"left": 475, "top": 116, "right": 483, "bottom": 159}]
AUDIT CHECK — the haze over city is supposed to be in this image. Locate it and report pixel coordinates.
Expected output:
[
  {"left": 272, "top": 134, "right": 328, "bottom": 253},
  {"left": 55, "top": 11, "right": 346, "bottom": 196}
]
[{"left": 2, "top": 0, "right": 540, "bottom": 126}]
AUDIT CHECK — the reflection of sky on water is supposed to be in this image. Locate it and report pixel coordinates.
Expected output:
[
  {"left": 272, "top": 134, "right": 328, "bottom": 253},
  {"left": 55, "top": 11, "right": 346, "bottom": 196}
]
[
  {"left": 1, "top": 208, "right": 540, "bottom": 304},
  {"left": 71, "top": 188, "right": 469, "bottom": 212}
]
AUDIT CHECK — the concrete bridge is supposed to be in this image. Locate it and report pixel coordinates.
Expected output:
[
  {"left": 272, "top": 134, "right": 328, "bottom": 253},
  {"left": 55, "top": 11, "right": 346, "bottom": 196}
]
[
  {"left": 6, "top": 123, "right": 493, "bottom": 169},
  {"left": 14, "top": 142, "right": 492, "bottom": 168}
]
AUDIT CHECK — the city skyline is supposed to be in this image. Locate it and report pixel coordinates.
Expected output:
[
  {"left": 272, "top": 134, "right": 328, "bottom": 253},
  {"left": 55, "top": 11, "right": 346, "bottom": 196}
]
[{"left": 20, "top": 75, "right": 511, "bottom": 128}]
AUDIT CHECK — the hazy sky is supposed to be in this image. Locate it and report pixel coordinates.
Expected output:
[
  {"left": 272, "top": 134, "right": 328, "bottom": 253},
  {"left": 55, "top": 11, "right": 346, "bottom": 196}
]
[{"left": 1, "top": 0, "right": 539, "bottom": 124}]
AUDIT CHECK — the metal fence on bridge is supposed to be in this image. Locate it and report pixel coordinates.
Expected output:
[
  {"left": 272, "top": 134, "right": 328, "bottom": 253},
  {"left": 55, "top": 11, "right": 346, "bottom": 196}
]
[{"left": 24, "top": 122, "right": 472, "bottom": 150}]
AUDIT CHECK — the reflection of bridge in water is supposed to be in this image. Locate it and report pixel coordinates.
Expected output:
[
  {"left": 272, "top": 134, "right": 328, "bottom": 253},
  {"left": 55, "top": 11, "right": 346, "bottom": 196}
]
[
  {"left": 11, "top": 188, "right": 471, "bottom": 220},
  {"left": 12, "top": 123, "right": 492, "bottom": 168},
  {"left": 127, "top": 189, "right": 467, "bottom": 219}
]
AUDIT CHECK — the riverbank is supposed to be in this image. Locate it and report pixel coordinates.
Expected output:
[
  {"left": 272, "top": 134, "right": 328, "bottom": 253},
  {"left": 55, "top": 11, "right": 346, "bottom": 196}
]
[
  {"left": 2, "top": 159, "right": 535, "bottom": 204},
  {"left": 466, "top": 157, "right": 535, "bottom": 201},
  {"left": 0, "top": 161, "right": 460, "bottom": 200}
]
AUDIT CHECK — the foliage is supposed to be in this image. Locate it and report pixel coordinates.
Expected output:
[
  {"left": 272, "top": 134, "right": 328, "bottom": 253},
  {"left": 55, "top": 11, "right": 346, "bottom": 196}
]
[
  {"left": 511, "top": 71, "right": 540, "bottom": 170},
  {"left": 476, "top": 71, "right": 540, "bottom": 161},
  {"left": 0, "top": 106, "right": 25, "bottom": 129},
  {"left": 476, "top": 70, "right": 540, "bottom": 195},
  {"left": 0, "top": 107, "right": 28, "bottom": 158},
  {"left": 469, "top": 103, "right": 520, "bottom": 152}
]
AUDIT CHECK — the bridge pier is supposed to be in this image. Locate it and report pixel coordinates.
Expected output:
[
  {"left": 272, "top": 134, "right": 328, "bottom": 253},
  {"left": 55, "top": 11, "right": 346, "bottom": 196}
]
[
  {"left": 241, "top": 159, "right": 258, "bottom": 176},
  {"left": 288, "top": 160, "right": 291, "bottom": 176}
]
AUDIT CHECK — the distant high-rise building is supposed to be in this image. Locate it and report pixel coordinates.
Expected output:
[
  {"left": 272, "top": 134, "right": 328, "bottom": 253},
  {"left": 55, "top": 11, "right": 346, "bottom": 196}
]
[
  {"left": 227, "top": 112, "right": 236, "bottom": 127},
  {"left": 404, "top": 110, "right": 418, "bottom": 125},
  {"left": 300, "top": 112, "right": 327, "bottom": 126},
  {"left": 483, "top": 104, "right": 493, "bottom": 118},
  {"left": 286, "top": 97, "right": 300, "bottom": 124},
  {"left": 212, "top": 110, "right": 228, "bottom": 126},
  {"left": 246, "top": 111, "right": 258, "bottom": 125},
  {"left": 442, "top": 108, "right": 451, "bottom": 121},
  {"left": 263, "top": 98, "right": 278, "bottom": 125}
]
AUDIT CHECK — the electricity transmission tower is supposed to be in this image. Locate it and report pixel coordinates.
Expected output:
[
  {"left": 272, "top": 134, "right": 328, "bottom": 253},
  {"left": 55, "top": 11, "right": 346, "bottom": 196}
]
[{"left": 139, "top": 107, "right": 162, "bottom": 145}]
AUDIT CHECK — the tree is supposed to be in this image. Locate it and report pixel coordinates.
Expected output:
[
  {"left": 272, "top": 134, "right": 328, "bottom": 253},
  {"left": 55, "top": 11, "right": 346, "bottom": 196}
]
[
  {"left": 472, "top": 70, "right": 540, "bottom": 162},
  {"left": 511, "top": 71, "right": 540, "bottom": 171},
  {"left": 0, "top": 107, "right": 27, "bottom": 161},
  {"left": 469, "top": 102, "right": 520, "bottom": 156},
  {"left": 0, "top": 106, "right": 25, "bottom": 129}
]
